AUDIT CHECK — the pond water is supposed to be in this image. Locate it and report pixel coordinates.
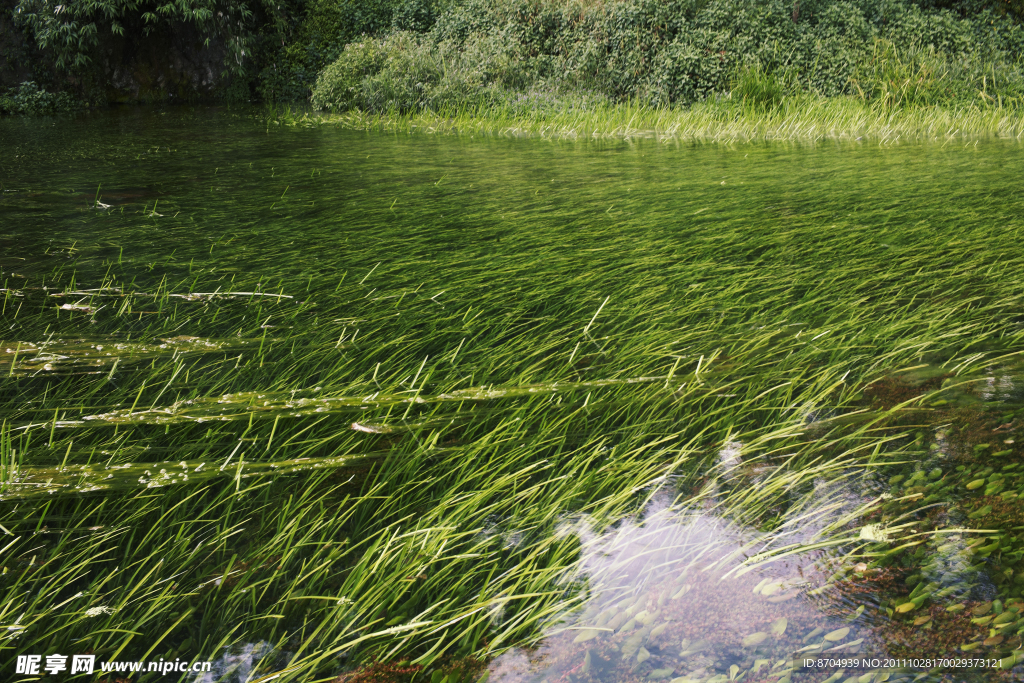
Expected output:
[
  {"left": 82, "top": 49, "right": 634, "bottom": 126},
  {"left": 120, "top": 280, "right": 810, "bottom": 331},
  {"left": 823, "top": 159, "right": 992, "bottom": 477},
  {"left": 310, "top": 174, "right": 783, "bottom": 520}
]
[{"left": 2, "top": 108, "right": 1024, "bottom": 683}]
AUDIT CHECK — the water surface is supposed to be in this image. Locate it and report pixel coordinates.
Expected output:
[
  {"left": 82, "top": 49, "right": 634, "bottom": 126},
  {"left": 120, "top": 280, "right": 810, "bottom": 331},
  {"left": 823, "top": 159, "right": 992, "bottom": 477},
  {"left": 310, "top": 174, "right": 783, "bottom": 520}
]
[{"left": 2, "top": 108, "right": 1023, "bottom": 683}]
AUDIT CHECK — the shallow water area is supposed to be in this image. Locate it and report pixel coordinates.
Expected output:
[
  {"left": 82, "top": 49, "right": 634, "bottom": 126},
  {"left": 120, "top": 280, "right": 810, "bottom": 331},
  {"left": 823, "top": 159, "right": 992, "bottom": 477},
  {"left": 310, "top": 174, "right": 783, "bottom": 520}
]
[
  {"left": 487, "top": 502, "right": 866, "bottom": 683},
  {"left": 483, "top": 465, "right": 1012, "bottom": 683},
  {"left": 2, "top": 107, "right": 1024, "bottom": 683}
]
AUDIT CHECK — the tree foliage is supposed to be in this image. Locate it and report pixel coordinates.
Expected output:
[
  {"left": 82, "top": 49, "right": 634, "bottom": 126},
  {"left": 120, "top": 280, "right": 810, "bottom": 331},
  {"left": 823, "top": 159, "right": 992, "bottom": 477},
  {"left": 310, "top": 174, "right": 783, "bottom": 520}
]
[
  {"left": 4, "top": 0, "right": 1024, "bottom": 105},
  {"left": 13, "top": 0, "right": 272, "bottom": 72}
]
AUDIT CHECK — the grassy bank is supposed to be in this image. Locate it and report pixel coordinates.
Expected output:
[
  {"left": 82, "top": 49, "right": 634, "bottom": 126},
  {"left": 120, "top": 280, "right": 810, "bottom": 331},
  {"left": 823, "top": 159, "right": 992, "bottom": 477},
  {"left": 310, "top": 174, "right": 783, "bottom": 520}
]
[{"left": 282, "top": 95, "right": 1024, "bottom": 142}]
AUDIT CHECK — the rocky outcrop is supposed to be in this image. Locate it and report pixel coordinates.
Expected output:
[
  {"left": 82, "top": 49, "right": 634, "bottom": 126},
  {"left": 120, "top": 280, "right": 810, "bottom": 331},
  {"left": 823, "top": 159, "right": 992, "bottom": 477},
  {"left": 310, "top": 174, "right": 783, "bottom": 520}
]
[{"left": 1, "top": 4, "right": 247, "bottom": 104}]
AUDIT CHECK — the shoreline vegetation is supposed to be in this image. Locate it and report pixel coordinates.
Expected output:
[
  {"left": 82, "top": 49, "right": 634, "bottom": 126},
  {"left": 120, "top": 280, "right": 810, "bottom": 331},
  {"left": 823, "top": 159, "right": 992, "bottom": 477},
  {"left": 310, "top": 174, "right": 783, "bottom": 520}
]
[
  {"left": 4, "top": 0, "right": 1024, "bottom": 127},
  {"left": 286, "top": 0, "right": 1024, "bottom": 144},
  {"left": 280, "top": 96, "right": 1024, "bottom": 142}
]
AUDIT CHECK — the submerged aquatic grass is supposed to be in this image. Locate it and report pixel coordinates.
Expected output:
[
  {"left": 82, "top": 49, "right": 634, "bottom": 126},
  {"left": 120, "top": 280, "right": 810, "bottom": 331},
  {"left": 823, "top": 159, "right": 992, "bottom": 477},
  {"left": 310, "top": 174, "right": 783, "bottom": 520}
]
[{"left": 1, "top": 108, "right": 1024, "bottom": 682}]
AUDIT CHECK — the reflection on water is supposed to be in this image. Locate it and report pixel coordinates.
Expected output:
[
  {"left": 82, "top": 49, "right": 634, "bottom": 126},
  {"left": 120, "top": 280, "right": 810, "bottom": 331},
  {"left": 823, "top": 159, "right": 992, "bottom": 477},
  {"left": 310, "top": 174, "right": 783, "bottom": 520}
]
[
  {"left": 487, "top": 482, "right": 1024, "bottom": 683},
  {"left": 982, "top": 375, "right": 1019, "bottom": 404},
  {"left": 488, "top": 492, "right": 883, "bottom": 683},
  {"left": 194, "top": 641, "right": 277, "bottom": 683}
]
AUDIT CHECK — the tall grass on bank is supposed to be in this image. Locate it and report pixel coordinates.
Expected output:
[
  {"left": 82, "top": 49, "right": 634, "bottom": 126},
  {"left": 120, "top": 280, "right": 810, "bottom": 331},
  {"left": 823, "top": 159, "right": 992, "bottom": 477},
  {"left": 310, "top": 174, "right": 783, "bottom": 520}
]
[{"left": 283, "top": 94, "right": 1024, "bottom": 142}]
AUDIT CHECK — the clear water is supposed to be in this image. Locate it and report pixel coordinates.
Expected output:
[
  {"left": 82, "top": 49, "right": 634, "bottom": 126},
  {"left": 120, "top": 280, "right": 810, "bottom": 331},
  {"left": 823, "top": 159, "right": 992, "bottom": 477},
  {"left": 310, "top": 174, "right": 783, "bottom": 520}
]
[{"left": 2, "top": 107, "right": 1024, "bottom": 683}]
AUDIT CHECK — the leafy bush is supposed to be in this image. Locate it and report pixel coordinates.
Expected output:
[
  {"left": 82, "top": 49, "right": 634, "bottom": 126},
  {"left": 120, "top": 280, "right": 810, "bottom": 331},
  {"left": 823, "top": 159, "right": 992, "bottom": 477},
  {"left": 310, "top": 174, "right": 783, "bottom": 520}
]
[
  {"left": 258, "top": 0, "right": 451, "bottom": 101},
  {"left": 0, "top": 80, "right": 78, "bottom": 114},
  {"left": 311, "top": 0, "right": 1024, "bottom": 112},
  {"left": 311, "top": 32, "right": 438, "bottom": 111},
  {"left": 313, "top": 26, "right": 631, "bottom": 116},
  {"left": 6, "top": 0, "right": 1024, "bottom": 106}
]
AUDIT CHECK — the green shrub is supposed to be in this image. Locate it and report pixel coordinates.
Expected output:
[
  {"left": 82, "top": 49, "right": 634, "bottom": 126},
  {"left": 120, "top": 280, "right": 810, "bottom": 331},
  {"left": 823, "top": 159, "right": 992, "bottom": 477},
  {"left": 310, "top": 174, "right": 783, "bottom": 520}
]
[
  {"left": 309, "top": 0, "right": 1024, "bottom": 112},
  {"left": 7, "top": 0, "right": 1024, "bottom": 105},
  {"left": 0, "top": 80, "right": 78, "bottom": 115},
  {"left": 310, "top": 36, "right": 391, "bottom": 110},
  {"left": 310, "top": 23, "right": 625, "bottom": 115},
  {"left": 259, "top": 0, "right": 452, "bottom": 102},
  {"left": 311, "top": 32, "right": 472, "bottom": 111}
]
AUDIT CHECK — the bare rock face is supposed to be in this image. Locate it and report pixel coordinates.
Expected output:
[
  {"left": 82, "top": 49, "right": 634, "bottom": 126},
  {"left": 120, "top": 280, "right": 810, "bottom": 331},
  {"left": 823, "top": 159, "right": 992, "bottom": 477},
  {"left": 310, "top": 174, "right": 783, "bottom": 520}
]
[
  {"left": 1, "top": 5, "right": 248, "bottom": 105},
  {"left": 0, "top": 0, "right": 39, "bottom": 88},
  {"left": 99, "top": 26, "right": 238, "bottom": 104}
]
